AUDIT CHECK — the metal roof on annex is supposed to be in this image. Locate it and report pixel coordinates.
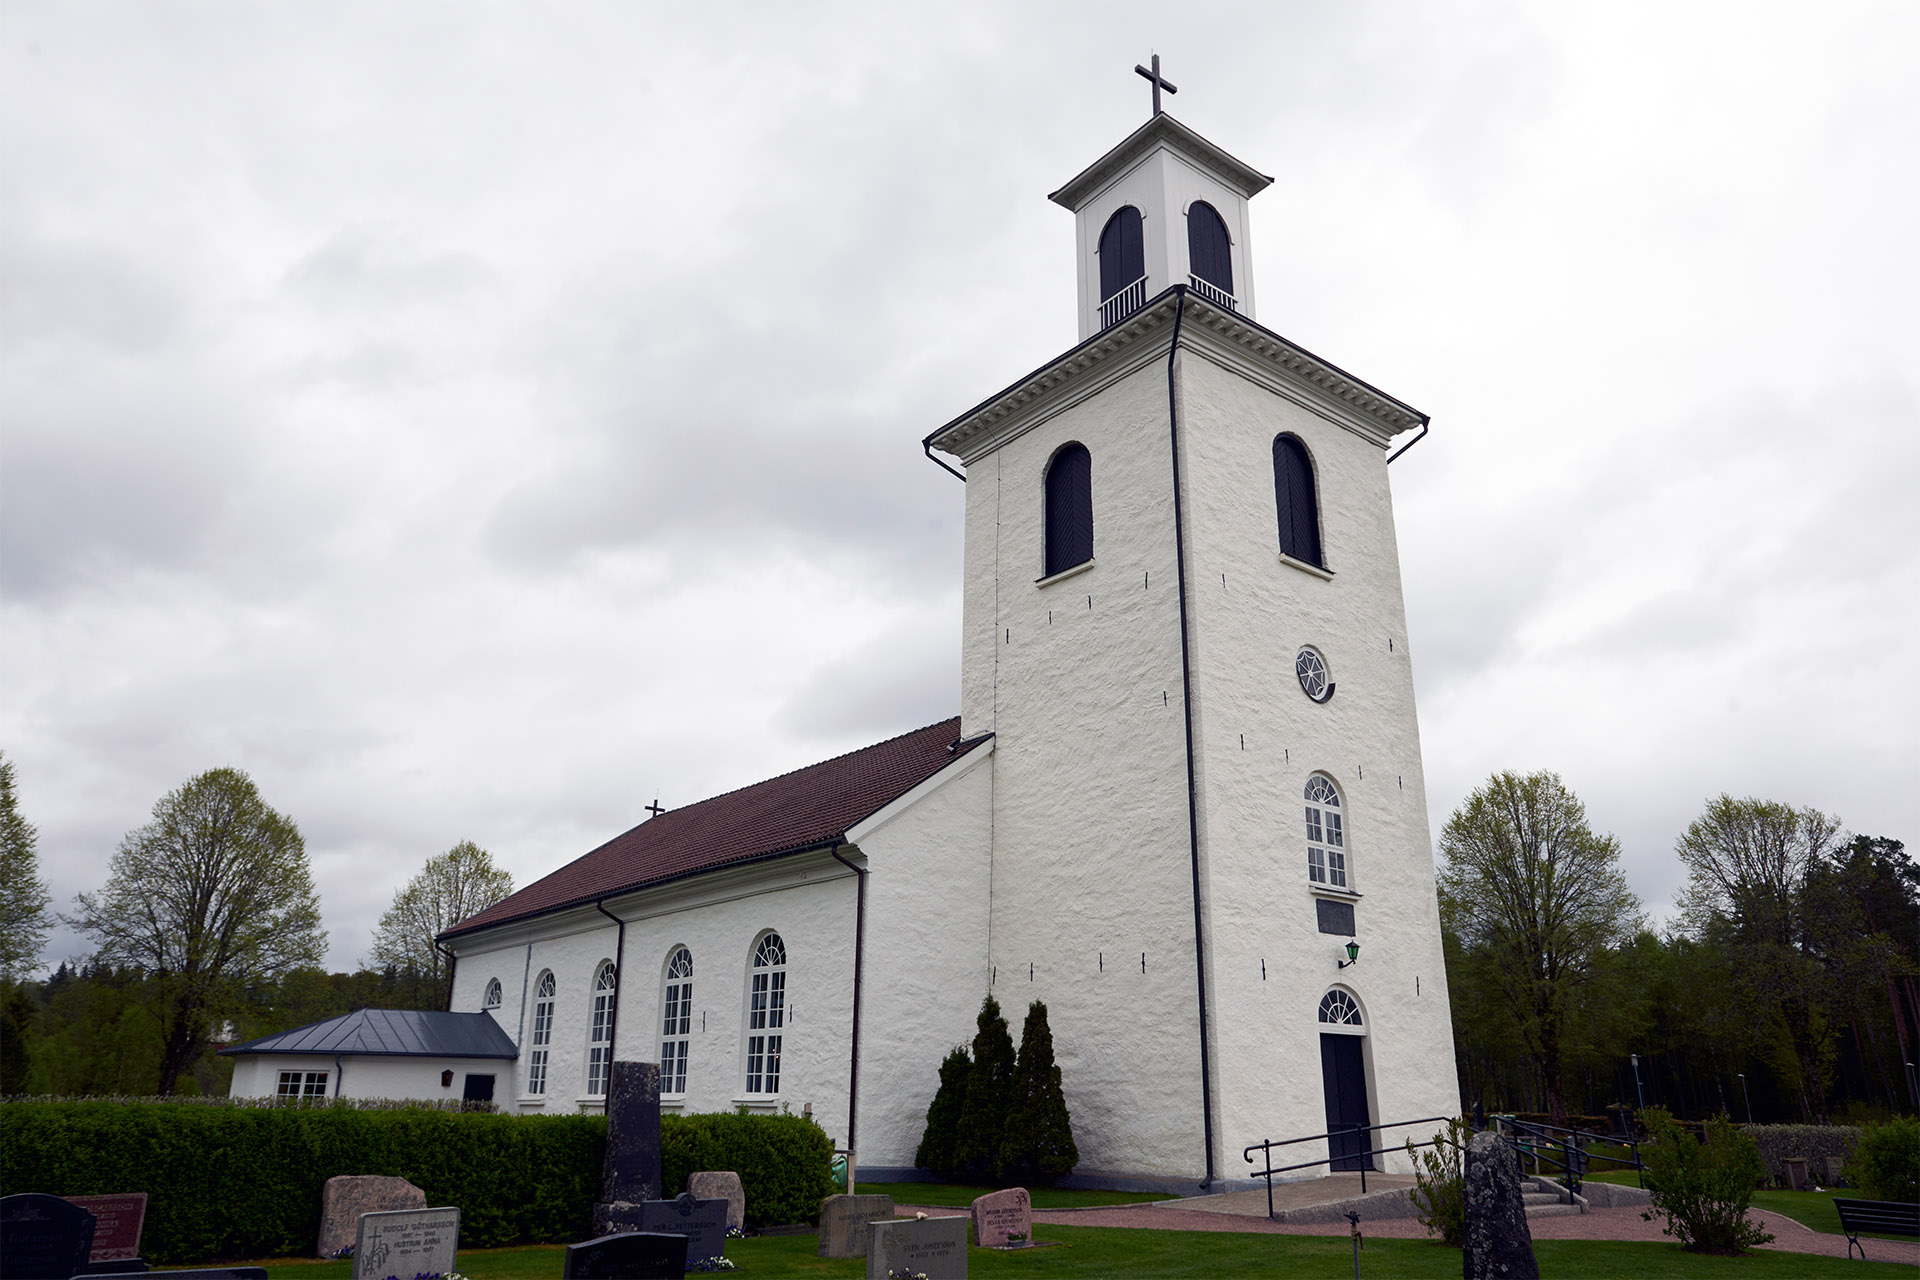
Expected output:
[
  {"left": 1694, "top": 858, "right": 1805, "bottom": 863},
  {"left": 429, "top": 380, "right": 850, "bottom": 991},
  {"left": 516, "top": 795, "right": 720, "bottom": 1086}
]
[{"left": 218, "top": 1008, "right": 519, "bottom": 1059}]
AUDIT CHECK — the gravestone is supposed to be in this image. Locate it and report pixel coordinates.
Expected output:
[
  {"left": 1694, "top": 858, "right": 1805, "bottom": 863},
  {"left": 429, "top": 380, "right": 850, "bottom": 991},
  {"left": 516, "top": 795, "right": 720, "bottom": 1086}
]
[
  {"left": 968, "top": 1187, "right": 1031, "bottom": 1247},
  {"left": 1, "top": 1192, "right": 96, "bottom": 1280},
  {"left": 563, "top": 1231, "right": 688, "bottom": 1279},
  {"left": 1823, "top": 1155, "right": 1847, "bottom": 1186},
  {"left": 591, "top": 1061, "right": 663, "bottom": 1236},
  {"left": 89, "top": 1270, "right": 266, "bottom": 1279},
  {"left": 595, "top": 1193, "right": 728, "bottom": 1264},
  {"left": 686, "top": 1172, "right": 745, "bottom": 1232},
  {"left": 1463, "top": 1131, "right": 1538, "bottom": 1280},
  {"left": 868, "top": 1216, "right": 968, "bottom": 1280},
  {"left": 350, "top": 1205, "right": 459, "bottom": 1280},
  {"left": 66, "top": 1193, "right": 148, "bottom": 1271},
  {"left": 317, "top": 1175, "right": 426, "bottom": 1258},
  {"left": 816, "top": 1194, "right": 894, "bottom": 1259}
]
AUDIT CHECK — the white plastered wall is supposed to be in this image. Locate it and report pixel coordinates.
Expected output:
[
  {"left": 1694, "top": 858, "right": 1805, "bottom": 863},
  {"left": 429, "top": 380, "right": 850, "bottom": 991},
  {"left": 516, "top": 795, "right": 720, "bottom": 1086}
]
[{"left": 227, "top": 1053, "right": 508, "bottom": 1102}]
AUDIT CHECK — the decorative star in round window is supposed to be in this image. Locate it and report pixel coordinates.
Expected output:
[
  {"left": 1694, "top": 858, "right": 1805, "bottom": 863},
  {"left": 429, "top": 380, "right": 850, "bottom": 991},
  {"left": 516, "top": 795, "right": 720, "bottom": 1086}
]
[{"left": 1296, "top": 647, "right": 1332, "bottom": 703}]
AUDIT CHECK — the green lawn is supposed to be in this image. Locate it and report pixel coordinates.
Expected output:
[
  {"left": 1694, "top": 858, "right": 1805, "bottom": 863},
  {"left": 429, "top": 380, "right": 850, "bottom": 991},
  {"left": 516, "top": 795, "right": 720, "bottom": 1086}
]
[
  {"left": 175, "top": 1224, "right": 1914, "bottom": 1278},
  {"left": 1583, "top": 1176, "right": 1907, "bottom": 1243},
  {"left": 853, "top": 1181, "right": 1169, "bottom": 1209}
]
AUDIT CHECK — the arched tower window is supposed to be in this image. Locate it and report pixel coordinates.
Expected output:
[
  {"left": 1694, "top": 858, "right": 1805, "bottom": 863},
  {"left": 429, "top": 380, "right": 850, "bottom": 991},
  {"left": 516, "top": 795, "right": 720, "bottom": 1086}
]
[
  {"left": 482, "top": 977, "right": 502, "bottom": 1010},
  {"left": 1044, "top": 443, "right": 1093, "bottom": 577},
  {"left": 1186, "top": 201, "right": 1233, "bottom": 306},
  {"left": 585, "top": 960, "right": 617, "bottom": 1096},
  {"left": 1273, "top": 434, "right": 1324, "bottom": 568},
  {"left": 661, "top": 947, "right": 692, "bottom": 1095},
  {"left": 1097, "top": 206, "right": 1145, "bottom": 327},
  {"left": 744, "top": 932, "right": 787, "bottom": 1095},
  {"left": 527, "top": 970, "right": 556, "bottom": 1096},
  {"left": 1305, "top": 774, "right": 1348, "bottom": 889}
]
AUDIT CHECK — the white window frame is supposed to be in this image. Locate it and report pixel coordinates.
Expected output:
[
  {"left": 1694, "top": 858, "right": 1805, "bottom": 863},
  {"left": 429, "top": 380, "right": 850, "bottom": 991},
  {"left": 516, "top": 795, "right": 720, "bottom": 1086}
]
[
  {"left": 743, "top": 932, "right": 786, "bottom": 1096},
  {"left": 660, "top": 946, "right": 692, "bottom": 1095},
  {"left": 1318, "top": 987, "right": 1366, "bottom": 1035},
  {"left": 527, "top": 970, "right": 556, "bottom": 1096},
  {"left": 483, "top": 977, "right": 502, "bottom": 1010},
  {"left": 585, "top": 960, "right": 617, "bottom": 1097},
  {"left": 276, "top": 1069, "right": 329, "bottom": 1099},
  {"left": 1305, "top": 773, "right": 1349, "bottom": 889}
]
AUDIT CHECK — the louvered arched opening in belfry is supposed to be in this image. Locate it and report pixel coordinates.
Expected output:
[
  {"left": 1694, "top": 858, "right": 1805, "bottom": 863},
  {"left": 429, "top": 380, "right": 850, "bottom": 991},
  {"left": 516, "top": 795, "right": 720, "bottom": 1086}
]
[
  {"left": 1044, "top": 443, "right": 1094, "bottom": 577},
  {"left": 1097, "top": 206, "right": 1145, "bottom": 304},
  {"left": 1273, "top": 433, "right": 1324, "bottom": 567},
  {"left": 1186, "top": 201, "right": 1232, "bottom": 297}
]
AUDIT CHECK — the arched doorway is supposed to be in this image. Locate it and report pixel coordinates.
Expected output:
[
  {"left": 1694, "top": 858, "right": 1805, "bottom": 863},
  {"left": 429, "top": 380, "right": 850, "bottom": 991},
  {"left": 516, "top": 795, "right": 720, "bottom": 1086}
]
[{"left": 1317, "top": 988, "right": 1373, "bottom": 1171}]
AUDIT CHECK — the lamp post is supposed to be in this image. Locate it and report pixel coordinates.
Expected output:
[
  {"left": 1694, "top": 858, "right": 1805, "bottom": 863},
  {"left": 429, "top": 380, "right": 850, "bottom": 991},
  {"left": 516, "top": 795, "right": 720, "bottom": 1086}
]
[
  {"left": 1630, "top": 1053, "right": 1646, "bottom": 1116},
  {"left": 1738, "top": 1073, "right": 1754, "bottom": 1125}
]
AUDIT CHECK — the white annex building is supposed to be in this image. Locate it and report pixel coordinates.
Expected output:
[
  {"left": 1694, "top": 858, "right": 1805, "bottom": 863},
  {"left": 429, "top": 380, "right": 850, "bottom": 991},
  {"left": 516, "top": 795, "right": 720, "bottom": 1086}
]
[{"left": 428, "top": 107, "right": 1457, "bottom": 1191}]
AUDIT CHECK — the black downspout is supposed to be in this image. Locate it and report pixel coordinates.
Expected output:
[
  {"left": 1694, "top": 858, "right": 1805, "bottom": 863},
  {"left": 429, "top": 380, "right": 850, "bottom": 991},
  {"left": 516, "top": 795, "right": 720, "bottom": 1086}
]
[
  {"left": 594, "top": 900, "right": 627, "bottom": 1064},
  {"left": 829, "top": 845, "right": 868, "bottom": 1171},
  {"left": 1163, "top": 287, "right": 1218, "bottom": 1190}
]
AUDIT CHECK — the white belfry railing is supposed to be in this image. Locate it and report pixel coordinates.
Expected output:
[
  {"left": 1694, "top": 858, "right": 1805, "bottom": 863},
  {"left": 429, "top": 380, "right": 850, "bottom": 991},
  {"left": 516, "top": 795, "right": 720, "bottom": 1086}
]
[
  {"left": 1099, "top": 276, "right": 1148, "bottom": 329},
  {"left": 1188, "top": 274, "right": 1237, "bottom": 311}
]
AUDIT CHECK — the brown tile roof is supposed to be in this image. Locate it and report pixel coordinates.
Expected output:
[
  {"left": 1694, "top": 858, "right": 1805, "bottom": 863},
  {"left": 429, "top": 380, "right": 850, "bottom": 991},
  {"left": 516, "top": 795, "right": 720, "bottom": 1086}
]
[{"left": 441, "top": 717, "right": 985, "bottom": 940}]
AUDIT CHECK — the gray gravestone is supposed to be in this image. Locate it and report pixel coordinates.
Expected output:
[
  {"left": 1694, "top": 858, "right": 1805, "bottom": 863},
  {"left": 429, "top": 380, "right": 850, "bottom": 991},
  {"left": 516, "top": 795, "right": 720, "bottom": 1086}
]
[
  {"left": 968, "top": 1187, "right": 1031, "bottom": 1247},
  {"left": 593, "top": 1194, "right": 728, "bottom": 1264},
  {"left": 350, "top": 1205, "right": 459, "bottom": 1280},
  {"left": 1, "top": 1193, "right": 96, "bottom": 1280},
  {"left": 868, "top": 1216, "right": 968, "bottom": 1280},
  {"left": 317, "top": 1175, "right": 427, "bottom": 1258},
  {"left": 816, "top": 1194, "right": 895, "bottom": 1259},
  {"left": 563, "top": 1231, "right": 688, "bottom": 1279},
  {"left": 592, "top": 1061, "right": 663, "bottom": 1235},
  {"left": 1463, "top": 1131, "right": 1539, "bottom": 1280},
  {"left": 686, "top": 1172, "right": 745, "bottom": 1232}
]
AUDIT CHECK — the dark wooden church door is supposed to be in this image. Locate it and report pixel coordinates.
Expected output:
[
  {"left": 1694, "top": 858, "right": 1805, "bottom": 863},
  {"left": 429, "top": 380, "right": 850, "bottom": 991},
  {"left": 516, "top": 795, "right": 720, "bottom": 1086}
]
[{"left": 1319, "top": 1034, "right": 1374, "bottom": 1171}]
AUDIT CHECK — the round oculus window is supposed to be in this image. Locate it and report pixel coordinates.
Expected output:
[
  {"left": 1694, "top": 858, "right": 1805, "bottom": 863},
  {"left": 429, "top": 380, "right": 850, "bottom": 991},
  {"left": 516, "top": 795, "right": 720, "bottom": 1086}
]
[{"left": 1296, "top": 648, "right": 1331, "bottom": 702}]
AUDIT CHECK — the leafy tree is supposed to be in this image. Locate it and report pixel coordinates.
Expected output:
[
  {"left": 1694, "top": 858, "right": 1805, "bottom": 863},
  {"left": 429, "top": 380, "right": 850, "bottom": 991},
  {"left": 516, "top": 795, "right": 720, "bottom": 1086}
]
[
  {"left": 1001, "top": 1000, "right": 1078, "bottom": 1184},
  {"left": 370, "top": 840, "right": 514, "bottom": 987},
  {"left": 914, "top": 1045, "right": 971, "bottom": 1178},
  {"left": 1437, "top": 770, "right": 1641, "bottom": 1126},
  {"left": 69, "top": 767, "right": 326, "bottom": 1095},
  {"left": 1673, "top": 796, "right": 1843, "bottom": 1121},
  {"left": 0, "top": 751, "right": 53, "bottom": 982},
  {"left": 952, "top": 995, "right": 1016, "bottom": 1181}
]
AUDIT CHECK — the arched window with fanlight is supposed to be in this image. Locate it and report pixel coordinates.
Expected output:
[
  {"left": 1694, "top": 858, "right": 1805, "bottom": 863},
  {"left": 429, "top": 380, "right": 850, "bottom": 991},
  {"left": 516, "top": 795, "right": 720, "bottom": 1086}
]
[
  {"left": 482, "top": 977, "right": 502, "bottom": 1011},
  {"left": 660, "top": 947, "right": 692, "bottom": 1095},
  {"left": 1319, "top": 988, "right": 1364, "bottom": 1029},
  {"left": 1273, "top": 434, "right": 1324, "bottom": 568},
  {"left": 1186, "top": 201, "right": 1234, "bottom": 308},
  {"left": 1317, "top": 986, "right": 1372, "bottom": 1170},
  {"left": 585, "top": 959, "right": 617, "bottom": 1096},
  {"left": 526, "top": 970, "right": 556, "bottom": 1096},
  {"left": 1044, "top": 443, "right": 1093, "bottom": 577},
  {"left": 1097, "top": 206, "right": 1146, "bottom": 327},
  {"left": 744, "top": 932, "right": 786, "bottom": 1095},
  {"left": 1305, "top": 774, "right": 1348, "bottom": 889}
]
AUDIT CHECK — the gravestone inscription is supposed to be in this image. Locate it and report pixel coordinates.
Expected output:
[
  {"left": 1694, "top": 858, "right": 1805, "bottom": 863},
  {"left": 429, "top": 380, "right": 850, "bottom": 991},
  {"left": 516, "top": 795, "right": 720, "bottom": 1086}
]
[
  {"left": 66, "top": 1193, "right": 148, "bottom": 1267},
  {"left": 595, "top": 1193, "right": 728, "bottom": 1263},
  {"left": 686, "top": 1172, "right": 745, "bottom": 1233},
  {"left": 1, "top": 1191, "right": 97, "bottom": 1280},
  {"left": 562, "top": 1231, "right": 688, "bottom": 1279},
  {"left": 968, "top": 1187, "right": 1031, "bottom": 1247},
  {"left": 317, "top": 1175, "right": 426, "bottom": 1258},
  {"left": 350, "top": 1206, "right": 460, "bottom": 1280},
  {"left": 868, "top": 1215, "right": 968, "bottom": 1280},
  {"left": 591, "top": 1061, "right": 663, "bottom": 1236},
  {"left": 816, "top": 1194, "right": 894, "bottom": 1259}
]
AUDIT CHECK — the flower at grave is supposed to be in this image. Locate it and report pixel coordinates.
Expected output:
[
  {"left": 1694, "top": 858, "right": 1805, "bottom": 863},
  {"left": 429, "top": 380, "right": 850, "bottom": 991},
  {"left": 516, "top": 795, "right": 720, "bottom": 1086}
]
[
  {"left": 688, "top": 1258, "right": 737, "bottom": 1272},
  {"left": 725, "top": 1226, "right": 746, "bottom": 1239},
  {"left": 887, "top": 1271, "right": 929, "bottom": 1280}
]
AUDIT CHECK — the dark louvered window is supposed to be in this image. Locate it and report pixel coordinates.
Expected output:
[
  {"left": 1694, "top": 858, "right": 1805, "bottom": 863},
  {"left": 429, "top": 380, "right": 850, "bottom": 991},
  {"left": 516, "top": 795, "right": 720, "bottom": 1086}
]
[
  {"left": 1273, "top": 434, "right": 1324, "bottom": 567},
  {"left": 1186, "top": 201, "right": 1232, "bottom": 296},
  {"left": 1044, "top": 443, "right": 1093, "bottom": 577},
  {"left": 1097, "top": 207, "right": 1145, "bottom": 302}
]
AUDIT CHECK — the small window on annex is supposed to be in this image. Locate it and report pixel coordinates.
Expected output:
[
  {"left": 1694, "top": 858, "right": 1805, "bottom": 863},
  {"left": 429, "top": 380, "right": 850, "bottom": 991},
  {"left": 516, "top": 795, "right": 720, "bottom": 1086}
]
[
  {"left": 277, "top": 1070, "right": 328, "bottom": 1099},
  {"left": 661, "top": 947, "right": 693, "bottom": 1095},
  {"left": 1044, "top": 443, "right": 1094, "bottom": 578},
  {"left": 1273, "top": 434, "right": 1324, "bottom": 568},
  {"left": 527, "top": 970, "right": 556, "bottom": 1096},
  {"left": 482, "top": 977, "right": 502, "bottom": 1010},
  {"left": 1305, "top": 774, "right": 1349, "bottom": 889},
  {"left": 586, "top": 960, "right": 617, "bottom": 1097},
  {"left": 744, "top": 932, "right": 787, "bottom": 1095}
]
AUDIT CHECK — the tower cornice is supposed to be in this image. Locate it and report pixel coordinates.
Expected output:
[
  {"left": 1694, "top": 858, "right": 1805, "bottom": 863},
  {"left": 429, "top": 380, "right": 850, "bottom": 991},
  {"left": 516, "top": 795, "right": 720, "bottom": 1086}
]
[
  {"left": 1049, "top": 114, "right": 1273, "bottom": 209},
  {"left": 925, "top": 289, "right": 1428, "bottom": 467}
]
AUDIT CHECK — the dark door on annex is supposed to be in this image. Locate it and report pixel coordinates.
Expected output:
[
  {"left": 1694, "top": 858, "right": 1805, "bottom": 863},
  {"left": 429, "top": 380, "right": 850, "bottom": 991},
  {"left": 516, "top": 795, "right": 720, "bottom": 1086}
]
[
  {"left": 1319, "top": 1034, "right": 1373, "bottom": 1171},
  {"left": 463, "top": 1073, "right": 496, "bottom": 1103}
]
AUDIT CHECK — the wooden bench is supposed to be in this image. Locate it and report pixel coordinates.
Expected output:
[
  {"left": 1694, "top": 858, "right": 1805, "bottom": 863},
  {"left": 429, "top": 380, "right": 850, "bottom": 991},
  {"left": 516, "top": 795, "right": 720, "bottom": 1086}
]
[{"left": 1832, "top": 1198, "right": 1920, "bottom": 1260}]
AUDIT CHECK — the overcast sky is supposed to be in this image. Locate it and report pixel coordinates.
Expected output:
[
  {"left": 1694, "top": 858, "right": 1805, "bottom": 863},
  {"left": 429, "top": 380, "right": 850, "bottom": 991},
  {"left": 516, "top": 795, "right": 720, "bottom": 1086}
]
[{"left": 5, "top": 1, "right": 1916, "bottom": 973}]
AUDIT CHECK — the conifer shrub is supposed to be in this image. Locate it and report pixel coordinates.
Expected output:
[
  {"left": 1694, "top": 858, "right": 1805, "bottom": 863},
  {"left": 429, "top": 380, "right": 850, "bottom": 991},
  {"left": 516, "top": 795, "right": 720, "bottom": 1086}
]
[
  {"left": 1638, "top": 1108, "right": 1773, "bottom": 1254},
  {"left": 914, "top": 1046, "right": 971, "bottom": 1179},
  {"left": 1000, "top": 1001, "right": 1077, "bottom": 1184},
  {"left": 1406, "top": 1117, "right": 1469, "bottom": 1247},
  {"left": 1843, "top": 1114, "right": 1920, "bottom": 1202},
  {"left": 952, "top": 996, "right": 1016, "bottom": 1182}
]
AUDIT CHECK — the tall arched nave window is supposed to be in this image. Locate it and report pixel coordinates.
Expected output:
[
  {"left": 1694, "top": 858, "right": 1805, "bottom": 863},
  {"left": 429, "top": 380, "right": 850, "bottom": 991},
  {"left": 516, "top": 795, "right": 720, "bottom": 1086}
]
[
  {"left": 585, "top": 959, "right": 617, "bottom": 1096},
  {"left": 744, "top": 933, "right": 786, "bottom": 1095},
  {"left": 661, "top": 946, "right": 692, "bottom": 1095}
]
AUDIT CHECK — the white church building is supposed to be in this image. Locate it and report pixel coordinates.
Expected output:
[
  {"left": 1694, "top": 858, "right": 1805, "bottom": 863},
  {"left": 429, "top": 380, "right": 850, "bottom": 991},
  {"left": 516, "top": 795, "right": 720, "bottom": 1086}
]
[{"left": 435, "top": 106, "right": 1459, "bottom": 1191}]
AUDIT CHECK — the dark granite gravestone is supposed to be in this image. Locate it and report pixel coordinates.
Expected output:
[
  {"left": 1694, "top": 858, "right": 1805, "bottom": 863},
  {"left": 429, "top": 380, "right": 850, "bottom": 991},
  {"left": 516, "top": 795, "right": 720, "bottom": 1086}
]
[
  {"left": 868, "top": 1215, "right": 968, "bottom": 1280},
  {"left": 562, "top": 1231, "right": 688, "bottom": 1279},
  {"left": 591, "top": 1061, "right": 663, "bottom": 1236},
  {"left": 88, "top": 1270, "right": 266, "bottom": 1280},
  {"left": 1, "top": 1192, "right": 96, "bottom": 1279},
  {"left": 1463, "top": 1131, "right": 1539, "bottom": 1280},
  {"left": 628, "top": 1195, "right": 727, "bottom": 1263},
  {"left": 65, "top": 1193, "right": 147, "bottom": 1270}
]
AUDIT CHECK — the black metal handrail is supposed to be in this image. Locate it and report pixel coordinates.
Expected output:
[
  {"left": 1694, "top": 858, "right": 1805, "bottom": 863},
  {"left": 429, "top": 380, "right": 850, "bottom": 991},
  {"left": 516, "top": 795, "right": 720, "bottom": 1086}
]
[
  {"left": 1494, "top": 1114, "right": 1646, "bottom": 1195},
  {"left": 1243, "top": 1115, "right": 1453, "bottom": 1219}
]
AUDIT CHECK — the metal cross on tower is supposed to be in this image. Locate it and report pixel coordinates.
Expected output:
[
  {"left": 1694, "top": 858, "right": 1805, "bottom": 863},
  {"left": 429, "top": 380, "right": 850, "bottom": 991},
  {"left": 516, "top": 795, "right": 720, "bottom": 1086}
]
[
  {"left": 645, "top": 798, "right": 665, "bottom": 818},
  {"left": 1134, "top": 53, "right": 1177, "bottom": 116}
]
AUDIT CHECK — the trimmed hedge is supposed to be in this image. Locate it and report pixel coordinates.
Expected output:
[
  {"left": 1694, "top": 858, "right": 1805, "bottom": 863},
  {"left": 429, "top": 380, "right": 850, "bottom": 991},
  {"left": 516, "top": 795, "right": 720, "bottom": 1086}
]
[
  {"left": 2, "top": 1101, "right": 834, "bottom": 1264},
  {"left": 1742, "top": 1124, "right": 1860, "bottom": 1186}
]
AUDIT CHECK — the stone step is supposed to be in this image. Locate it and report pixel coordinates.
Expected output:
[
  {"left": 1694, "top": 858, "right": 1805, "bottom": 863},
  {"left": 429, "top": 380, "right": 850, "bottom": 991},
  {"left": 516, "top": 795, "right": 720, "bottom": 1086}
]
[
  {"left": 1522, "top": 1192, "right": 1566, "bottom": 1205},
  {"left": 1524, "top": 1202, "right": 1584, "bottom": 1219}
]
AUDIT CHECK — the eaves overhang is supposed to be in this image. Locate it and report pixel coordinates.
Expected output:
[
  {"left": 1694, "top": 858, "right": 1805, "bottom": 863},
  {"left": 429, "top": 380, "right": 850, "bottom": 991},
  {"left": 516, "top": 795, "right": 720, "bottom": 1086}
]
[{"left": 1049, "top": 114, "right": 1273, "bottom": 209}]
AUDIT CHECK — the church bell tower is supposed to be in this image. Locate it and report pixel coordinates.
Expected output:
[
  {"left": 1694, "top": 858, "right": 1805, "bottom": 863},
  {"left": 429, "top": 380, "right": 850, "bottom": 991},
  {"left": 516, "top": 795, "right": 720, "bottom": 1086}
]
[{"left": 924, "top": 78, "right": 1458, "bottom": 1190}]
